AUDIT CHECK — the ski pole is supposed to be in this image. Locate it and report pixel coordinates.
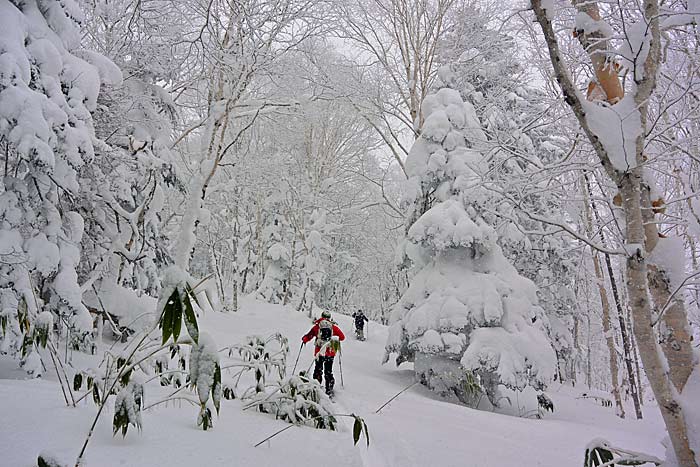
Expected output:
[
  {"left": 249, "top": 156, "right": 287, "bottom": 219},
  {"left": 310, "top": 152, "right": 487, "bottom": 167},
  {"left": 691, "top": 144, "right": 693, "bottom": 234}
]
[
  {"left": 305, "top": 357, "right": 315, "bottom": 376},
  {"left": 338, "top": 350, "right": 344, "bottom": 388},
  {"left": 291, "top": 342, "right": 303, "bottom": 375}
]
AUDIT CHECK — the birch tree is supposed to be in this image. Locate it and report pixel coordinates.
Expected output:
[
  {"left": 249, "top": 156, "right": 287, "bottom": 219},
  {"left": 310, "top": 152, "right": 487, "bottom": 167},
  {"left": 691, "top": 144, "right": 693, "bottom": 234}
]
[{"left": 530, "top": 1, "right": 698, "bottom": 464}]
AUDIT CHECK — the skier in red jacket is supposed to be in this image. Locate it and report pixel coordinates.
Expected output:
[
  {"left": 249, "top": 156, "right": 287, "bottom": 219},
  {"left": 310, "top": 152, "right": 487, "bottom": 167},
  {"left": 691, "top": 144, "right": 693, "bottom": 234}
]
[{"left": 302, "top": 310, "right": 345, "bottom": 395}]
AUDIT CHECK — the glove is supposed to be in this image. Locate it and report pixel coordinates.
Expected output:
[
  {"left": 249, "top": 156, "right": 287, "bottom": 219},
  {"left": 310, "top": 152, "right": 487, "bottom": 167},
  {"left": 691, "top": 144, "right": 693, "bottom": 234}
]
[{"left": 331, "top": 335, "right": 340, "bottom": 342}]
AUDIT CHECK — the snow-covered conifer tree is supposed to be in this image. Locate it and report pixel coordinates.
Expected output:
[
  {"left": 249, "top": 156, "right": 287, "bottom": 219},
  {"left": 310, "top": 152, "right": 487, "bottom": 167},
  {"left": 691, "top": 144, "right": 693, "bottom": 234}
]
[
  {"left": 438, "top": 18, "right": 579, "bottom": 381},
  {"left": 0, "top": 0, "right": 119, "bottom": 359},
  {"left": 296, "top": 209, "right": 330, "bottom": 315},
  {"left": 256, "top": 216, "right": 292, "bottom": 303},
  {"left": 384, "top": 69, "right": 557, "bottom": 411}
]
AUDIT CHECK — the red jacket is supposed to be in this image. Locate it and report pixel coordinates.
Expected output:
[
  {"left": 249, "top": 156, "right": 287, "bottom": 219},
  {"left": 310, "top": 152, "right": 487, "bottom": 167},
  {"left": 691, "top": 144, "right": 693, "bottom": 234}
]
[{"left": 302, "top": 318, "right": 345, "bottom": 357}]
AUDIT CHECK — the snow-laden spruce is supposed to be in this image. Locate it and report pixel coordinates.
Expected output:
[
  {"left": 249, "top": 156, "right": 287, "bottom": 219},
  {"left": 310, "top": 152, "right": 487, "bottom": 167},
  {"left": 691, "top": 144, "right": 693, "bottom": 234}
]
[
  {"left": 0, "top": 0, "right": 119, "bottom": 360},
  {"left": 384, "top": 75, "right": 557, "bottom": 411},
  {"left": 256, "top": 217, "right": 292, "bottom": 303},
  {"left": 441, "top": 33, "right": 578, "bottom": 382}
]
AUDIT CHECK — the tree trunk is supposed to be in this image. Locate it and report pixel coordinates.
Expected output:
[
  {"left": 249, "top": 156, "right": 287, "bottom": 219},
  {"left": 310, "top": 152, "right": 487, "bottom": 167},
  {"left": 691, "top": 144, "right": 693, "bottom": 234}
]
[
  {"left": 640, "top": 187, "right": 694, "bottom": 393},
  {"left": 240, "top": 248, "right": 251, "bottom": 295},
  {"left": 647, "top": 262, "right": 695, "bottom": 391},
  {"left": 582, "top": 181, "right": 625, "bottom": 417},
  {"left": 617, "top": 262, "right": 646, "bottom": 405},
  {"left": 572, "top": 313, "right": 579, "bottom": 386},
  {"left": 586, "top": 175, "right": 643, "bottom": 418},
  {"left": 282, "top": 239, "right": 296, "bottom": 306},
  {"left": 592, "top": 251, "right": 625, "bottom": 417},
  {"left": 604, "top": 252, "right": 642, "bottom": 418},
  {"left": 231, "top": 278, "right": 238, "bottom": 313},
  {"left": 619, "top": 176, "right": 697, "bottom": 467},
  {"left": 582, "top": 277, "right": 593, "bottom": 389},
  {"left": 586, "top": 313, "right": 592, "bottom": 390},
  {"left": 297, "top": 277, "right": 309, "bottom": 313},
  {"left": 628, "top": 306, "right": 644, "bottom": 405}
]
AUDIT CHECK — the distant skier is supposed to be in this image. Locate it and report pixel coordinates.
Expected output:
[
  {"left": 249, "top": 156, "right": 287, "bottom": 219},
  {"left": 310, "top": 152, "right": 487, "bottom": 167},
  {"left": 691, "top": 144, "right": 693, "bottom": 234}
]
[
  {"left": 302, "top": 310, "right": 345, "bottom": 396},
  {"left": 352, "top": 309, "right": 369, "bottom": 341}
]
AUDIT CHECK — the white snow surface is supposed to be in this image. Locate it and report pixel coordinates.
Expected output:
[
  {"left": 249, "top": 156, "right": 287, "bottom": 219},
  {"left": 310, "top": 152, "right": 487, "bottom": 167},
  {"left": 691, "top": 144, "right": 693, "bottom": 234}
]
[
  {"left": 0, "top": 298, "right": 668, "bottom": 466},
  {"left": 85, "top": 282, "right": 158, "bottom": 332}
]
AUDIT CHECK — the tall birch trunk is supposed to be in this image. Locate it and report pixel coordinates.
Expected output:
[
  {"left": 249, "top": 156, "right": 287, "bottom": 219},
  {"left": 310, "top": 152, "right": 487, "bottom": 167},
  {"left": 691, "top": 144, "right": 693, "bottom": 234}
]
[
  {"left": 619, "top": 175, "right": 697, "bottom": 466},
  {"left": 641, "top": 187, "right": 695, "bottom": 393}
]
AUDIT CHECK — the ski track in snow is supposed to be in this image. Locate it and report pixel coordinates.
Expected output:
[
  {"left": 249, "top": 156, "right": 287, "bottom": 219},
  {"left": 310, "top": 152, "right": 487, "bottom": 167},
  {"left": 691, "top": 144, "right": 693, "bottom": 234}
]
[
  {"left": 0, "top": 298, "right": 667, "bottom": 467},
  {"left": 331, "top": 393, "right": 387, "bottom": 467}
]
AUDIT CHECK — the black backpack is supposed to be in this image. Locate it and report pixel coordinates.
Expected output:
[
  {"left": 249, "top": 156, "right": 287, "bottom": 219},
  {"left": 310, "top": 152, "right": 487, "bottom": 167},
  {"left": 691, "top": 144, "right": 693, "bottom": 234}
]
[{"left": 317, "top": 319, "right": 333, "bottom": 343}]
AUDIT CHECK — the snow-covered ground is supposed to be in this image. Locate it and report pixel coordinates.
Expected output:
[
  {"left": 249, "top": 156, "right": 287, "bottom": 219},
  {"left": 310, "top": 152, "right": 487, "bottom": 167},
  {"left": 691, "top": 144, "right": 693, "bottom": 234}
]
[{"left": 0, "top": 298, "right": 666, "bottom": 466}]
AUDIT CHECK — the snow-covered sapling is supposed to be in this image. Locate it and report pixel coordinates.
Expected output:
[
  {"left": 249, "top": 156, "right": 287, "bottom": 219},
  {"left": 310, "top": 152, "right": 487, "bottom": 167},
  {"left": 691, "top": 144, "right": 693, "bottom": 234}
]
[
  {"left": 226, "top": 333, "right": 289, "bottom": 396},
  {"left": 583, "top": 438, "right": 661, "bottom": 466},
  {"left": 251, "top": 373, "right": 337, "bottom": 429},
  {"left": 113, "top": 382, "right": 144, "bottom": 436},
  {"left": 37, "top": 451, "right": 67, "bottom": 467},
  {"left": 189, "top": 333, "right": 222, "bottom": 430}
]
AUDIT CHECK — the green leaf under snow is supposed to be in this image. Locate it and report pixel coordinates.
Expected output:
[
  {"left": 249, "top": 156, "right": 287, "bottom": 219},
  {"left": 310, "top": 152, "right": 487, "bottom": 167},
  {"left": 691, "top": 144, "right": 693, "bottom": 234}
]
[
  {"left": 182, "top": 290, "right": 199, "bottom": 343},
  {"left": 213, "top": 363, "right": 222, "bottom": 414},
  {"left": 171, "top": 292, "right": 183, "bottom": 344},
  {"left": 186, "top": 284, "right": 202, "bottom": 309},
  {"left": 353, "top": 416, "right": 361, "bottom": 446},
  {"left": 92, "top": 384, "right": 101, "bottom": 404},
  {"left": 585, "top": 446, "right": 614, "bottom": 467},
  {"left": 73, "top": 373, "right": 83, "bottom": 391},
  {"left": 18, "top": 297, "right": 29, "bottom": 334},
  {"left": 160, "top": 289, "right": 181, "bottom": 345}
]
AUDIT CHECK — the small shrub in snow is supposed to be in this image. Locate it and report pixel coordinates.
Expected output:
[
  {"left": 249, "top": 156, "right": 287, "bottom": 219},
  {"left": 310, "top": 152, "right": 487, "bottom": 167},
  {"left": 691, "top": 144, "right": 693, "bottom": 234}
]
[
  {"left": 33, "top": 312, "right": 53, "bottom": 348},
  {"left": 113, "top": 382, "right": 144, "bottom": 436},
  {"left": 22, "top": 350, "right": 43, "bottom": 378},
  {"left": 189, "top": 333, "right": 222, "bottom": 430},
  {"left": 37, "top": 451, "right": 66, "bottom": 467},
  {"left": 222, "top": 333, "right": 355, "bottom": 435},
  {"left": 249, "top": 374, "right": 337, "bottom": 430},
  {"left": 583, "top": 438, "right": 661, "bottom": 466},
  {"left": 224, "top": 333, "right": 289, "bottom": 397},
  {"left": 72, "top": 369, "right": 98, "bottom": 394},
  {"left": 537, "top": 393, "right": 554, "bottom": 413}
]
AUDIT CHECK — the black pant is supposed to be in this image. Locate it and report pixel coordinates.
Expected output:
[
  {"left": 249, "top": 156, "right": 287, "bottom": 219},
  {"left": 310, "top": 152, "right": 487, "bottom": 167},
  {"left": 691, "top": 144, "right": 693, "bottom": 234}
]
[{"left": 313, "top": 356, "right": 335, "bottom": 390}]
